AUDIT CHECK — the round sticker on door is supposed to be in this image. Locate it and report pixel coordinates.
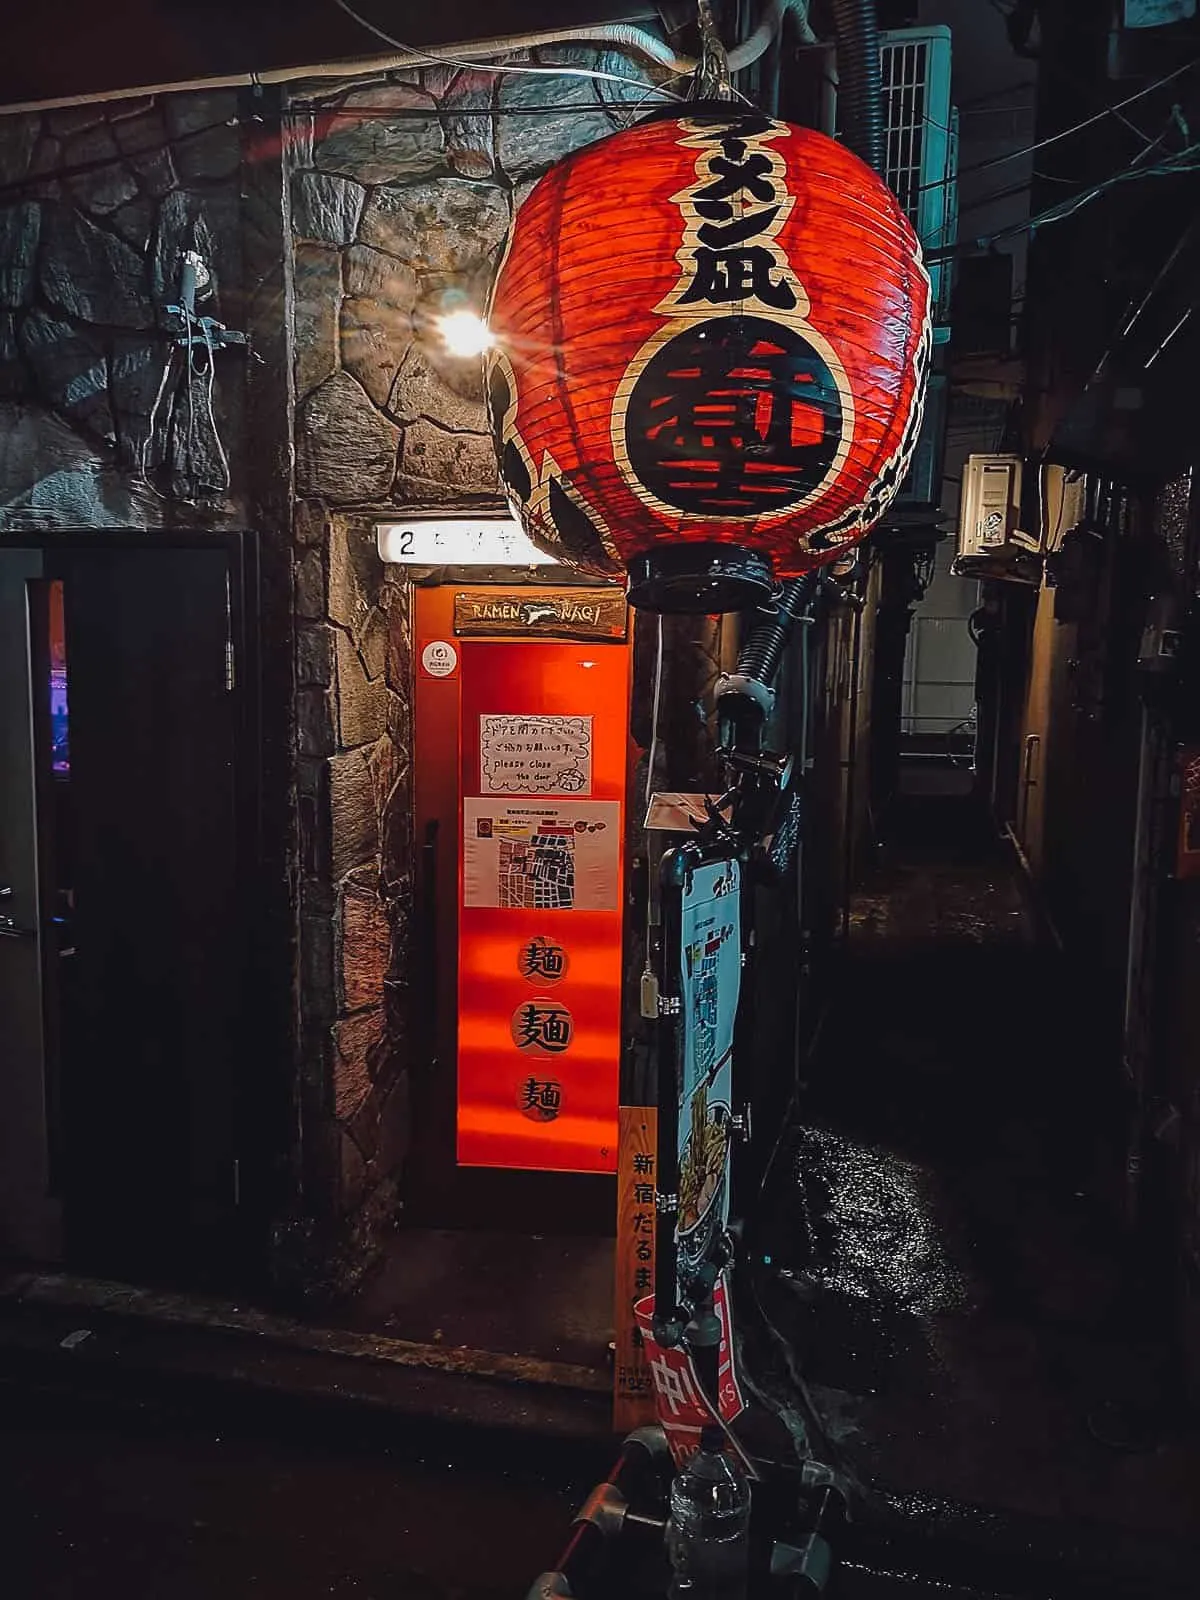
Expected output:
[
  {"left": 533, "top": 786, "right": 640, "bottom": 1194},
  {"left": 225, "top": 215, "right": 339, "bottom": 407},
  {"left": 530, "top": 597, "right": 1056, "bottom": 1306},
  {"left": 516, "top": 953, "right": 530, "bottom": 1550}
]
[{"left": 420, "top": 640, "right": 458, "bottom": 678}]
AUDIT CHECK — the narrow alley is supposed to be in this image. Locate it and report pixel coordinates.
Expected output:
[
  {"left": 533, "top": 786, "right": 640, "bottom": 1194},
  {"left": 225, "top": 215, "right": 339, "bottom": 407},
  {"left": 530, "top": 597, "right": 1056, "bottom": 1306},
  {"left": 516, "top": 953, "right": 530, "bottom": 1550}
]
[
  {"left": 756, "top": 777, "right": 1200, "bottom": 1593},
  {"left": 6, "top": 781, "right": 1197, "bottom": 1599},
  {"left": 3, "top": 2, "right": 1200, "bottom": 1597}
]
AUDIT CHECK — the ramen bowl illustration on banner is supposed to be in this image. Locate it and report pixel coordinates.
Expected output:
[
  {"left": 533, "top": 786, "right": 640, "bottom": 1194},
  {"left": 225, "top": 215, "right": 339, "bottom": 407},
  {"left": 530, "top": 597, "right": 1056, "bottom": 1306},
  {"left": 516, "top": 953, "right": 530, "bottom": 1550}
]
[{"left": 677, "top": 1083, "right": 731, "bottom": 1267}]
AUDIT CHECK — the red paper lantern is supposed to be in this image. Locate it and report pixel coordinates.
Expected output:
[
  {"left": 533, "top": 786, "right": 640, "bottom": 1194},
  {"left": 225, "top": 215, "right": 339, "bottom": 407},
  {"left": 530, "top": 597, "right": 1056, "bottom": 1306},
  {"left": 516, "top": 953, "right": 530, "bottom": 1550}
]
[{"left": 486, "top": 106, "right": 931, "bottom": 611}]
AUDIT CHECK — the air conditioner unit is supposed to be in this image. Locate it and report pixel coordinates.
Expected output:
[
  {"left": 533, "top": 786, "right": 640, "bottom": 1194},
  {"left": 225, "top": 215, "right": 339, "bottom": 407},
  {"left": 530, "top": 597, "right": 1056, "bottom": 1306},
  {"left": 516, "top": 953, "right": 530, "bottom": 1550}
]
[
  {"left": 956, "top": 453, "right": 1036, "bottom": 565},
  {"left": 880, "top": 26, "right": 956, "bottom": 340}
]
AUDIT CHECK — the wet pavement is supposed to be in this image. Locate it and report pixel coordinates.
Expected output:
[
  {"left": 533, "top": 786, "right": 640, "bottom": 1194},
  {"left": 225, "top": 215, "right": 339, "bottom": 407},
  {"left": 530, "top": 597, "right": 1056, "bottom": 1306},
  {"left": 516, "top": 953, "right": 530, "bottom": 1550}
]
[
  {"left": 753, "top": 786, "right": 1200, "bottom": 1590},
  {"left": 1, "top": 1372, "right": 580, "bottom": 1600},
  {"left": 341, "top": 1229, "right": 614, "bottom": 1376},
  {"left": 7, "top": 782, "right": 1200, "bottom": 1599}
]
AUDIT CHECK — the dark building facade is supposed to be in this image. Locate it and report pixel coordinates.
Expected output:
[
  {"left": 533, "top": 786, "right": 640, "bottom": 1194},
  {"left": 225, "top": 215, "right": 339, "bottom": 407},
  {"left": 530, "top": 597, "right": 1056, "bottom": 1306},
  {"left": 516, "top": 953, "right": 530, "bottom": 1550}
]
[
  {"left": 0, "top": 31, "right": 870, "bottom": 1309},
  {"left": 968, "top": 0, "right": 1200, "bottom": 1398},
  {"left": 0, "top": 52, "right": 640, "bottom": 1289}
]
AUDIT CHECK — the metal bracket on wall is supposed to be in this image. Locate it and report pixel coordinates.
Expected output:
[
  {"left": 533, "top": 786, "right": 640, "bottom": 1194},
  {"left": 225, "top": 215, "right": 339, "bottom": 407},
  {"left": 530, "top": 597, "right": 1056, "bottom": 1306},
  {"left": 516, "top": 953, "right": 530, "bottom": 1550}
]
[{"left": 165, "top": 251, "right": 250, "bottom": 357}]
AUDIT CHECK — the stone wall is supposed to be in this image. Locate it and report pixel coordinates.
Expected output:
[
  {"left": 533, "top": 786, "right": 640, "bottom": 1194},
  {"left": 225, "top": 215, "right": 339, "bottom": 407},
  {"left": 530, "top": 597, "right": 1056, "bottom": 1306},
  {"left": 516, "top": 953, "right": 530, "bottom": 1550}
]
[
  {"left": 0, "top": 52, "right": 656, "bottom": 1292},
  {"left": 0, "top": 91, "right": 248, "bottom": 528},
  {"left": 288, "top": 502, "right": 414, "bottom": 1286},
  {"left": 289, "top": 51, "right": 645, "bottom": 514},
  {"left": 285, "top": 53, "right": 647, "bottom": 1282}
]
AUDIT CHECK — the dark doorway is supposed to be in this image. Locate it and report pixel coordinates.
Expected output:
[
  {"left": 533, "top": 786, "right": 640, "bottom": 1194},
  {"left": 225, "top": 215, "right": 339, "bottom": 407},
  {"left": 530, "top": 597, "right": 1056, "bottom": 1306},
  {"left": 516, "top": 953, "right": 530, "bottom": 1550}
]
[{"left": 0, "top": 540, "right": 251, "bottom": 1286}]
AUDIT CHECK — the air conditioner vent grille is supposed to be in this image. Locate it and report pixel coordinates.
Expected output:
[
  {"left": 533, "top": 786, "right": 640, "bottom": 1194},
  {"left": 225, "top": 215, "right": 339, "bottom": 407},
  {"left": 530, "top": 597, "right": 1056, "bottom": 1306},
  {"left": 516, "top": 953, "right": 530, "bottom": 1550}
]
[
  {"left": 880, "top": 27, "right": 955, "bottom": 330},
  {"left": 883, "top": 38, "right": 930, "bottom": 224}
]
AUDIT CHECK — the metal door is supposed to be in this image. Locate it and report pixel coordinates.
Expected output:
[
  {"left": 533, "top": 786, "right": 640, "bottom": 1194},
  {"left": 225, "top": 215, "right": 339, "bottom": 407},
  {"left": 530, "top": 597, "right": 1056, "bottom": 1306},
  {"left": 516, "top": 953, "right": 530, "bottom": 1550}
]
[
  {"left": 54, "top": 545, "right": 242, "bottom": 1279},
  {"left": 901, "top": 538, "right": 980, "bottom": 752},
  {"left": 0, "top": 542, "right": 246, "bottom": 1280},
  {"left": 0, "top": 550, "right": 62, "bottom": 1261}
]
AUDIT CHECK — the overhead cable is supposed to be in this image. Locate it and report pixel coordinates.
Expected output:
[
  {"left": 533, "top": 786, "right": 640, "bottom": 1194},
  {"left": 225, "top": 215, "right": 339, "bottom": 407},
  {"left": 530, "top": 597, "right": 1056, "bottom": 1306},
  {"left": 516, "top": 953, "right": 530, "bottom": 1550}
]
[
  {"left": 926, "top": 141, "right": 1200, "bottom": 262},
  {"left": 917, "top": 54, "right": 1200, "bottom": 197},
  {"left": 331, "top": 0, "right": 679, "bottom": 92},
  {"left": 330, "top": 0, "right": 813, "bottom": 88}
]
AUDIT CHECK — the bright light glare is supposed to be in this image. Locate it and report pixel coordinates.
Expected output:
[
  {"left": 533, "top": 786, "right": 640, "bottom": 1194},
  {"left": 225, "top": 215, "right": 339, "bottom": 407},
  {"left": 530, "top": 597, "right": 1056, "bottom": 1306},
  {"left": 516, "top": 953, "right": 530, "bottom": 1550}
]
[{"left": 437, "top": 310, "right": 494, "bottom": 358}]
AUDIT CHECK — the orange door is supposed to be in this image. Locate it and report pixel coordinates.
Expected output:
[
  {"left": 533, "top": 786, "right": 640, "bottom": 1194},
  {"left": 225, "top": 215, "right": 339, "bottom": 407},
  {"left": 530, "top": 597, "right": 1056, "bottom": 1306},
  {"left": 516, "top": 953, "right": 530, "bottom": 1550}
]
[{"left": 413, "top": 586, "right": 631, "bottom": 1191}]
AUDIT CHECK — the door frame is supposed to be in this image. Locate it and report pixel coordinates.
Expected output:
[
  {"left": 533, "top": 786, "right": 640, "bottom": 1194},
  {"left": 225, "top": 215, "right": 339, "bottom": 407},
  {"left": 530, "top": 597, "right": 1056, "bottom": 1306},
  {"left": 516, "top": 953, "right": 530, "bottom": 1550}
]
[
  {"left": 0, "top": 548, "right": 61, "bottom": 1261},
  {"left": 408, "top": 576, "right": 628, "bottom": 1236}
]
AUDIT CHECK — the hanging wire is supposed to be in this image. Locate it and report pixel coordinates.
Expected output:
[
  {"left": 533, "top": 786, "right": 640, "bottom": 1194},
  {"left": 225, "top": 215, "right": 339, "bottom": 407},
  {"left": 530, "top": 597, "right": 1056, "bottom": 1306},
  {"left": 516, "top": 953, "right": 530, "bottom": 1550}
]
[
  {"left": 1024, "top": 142, "right": 1200, "bottom": 229},
  {"left": 645, "top": 613, "right": 665, "bottom": 814},
  {"left": 927, "top": 140, "right": 1200, "bottom": 261},
  {"left": 182, "top": 302, "right": 197, "bottom": 501},
  {"left": 143, "top": 345, "right": 175, "bottom": 486},
  {"left": 958, "top": 134, "right": 1181, "bottom": 218},
  {"left": 0, "top": 114, "right": 238, "bottom": 200},
  {"left": 330, "top": 0, "right": 683, "bottom": 99},
  {"left": 639, "top": 613, "right": 666, "bottom": 1011},
  {"left": 940, "top": 95, "right": 1191, "bottom": 226},
  {"left": 1145, "top": 304, "right": 1195, "bottom": 369},
  {"left": 622, "top": 70, "right": 691, "bottom": 129},
  {"left": 199, "top": 318, "right": 232, "bottom": 495},
  {"left": 692, "top": 0, "right": 734, "bottom": 103},
  {"left": 1091, "top": 211, "right": 1200, "bottom": 381},
  {"left": 915, "top": 55, "right": 1200, "bottom": 198}
]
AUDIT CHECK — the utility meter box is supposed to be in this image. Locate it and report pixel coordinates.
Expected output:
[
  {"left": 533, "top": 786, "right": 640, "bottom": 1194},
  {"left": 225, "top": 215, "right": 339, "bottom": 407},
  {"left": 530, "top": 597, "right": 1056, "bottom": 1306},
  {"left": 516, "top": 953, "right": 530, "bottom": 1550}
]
[{"left": 957, "top": 454, "right": 1031, "bottom": 559}]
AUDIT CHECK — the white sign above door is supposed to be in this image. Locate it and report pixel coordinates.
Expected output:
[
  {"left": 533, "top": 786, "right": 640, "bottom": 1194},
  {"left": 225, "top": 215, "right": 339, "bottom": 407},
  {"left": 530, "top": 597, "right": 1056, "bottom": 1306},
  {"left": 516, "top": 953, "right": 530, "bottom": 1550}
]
[{"left": 377, "top": 518, "right": 558, "bottom": 567}]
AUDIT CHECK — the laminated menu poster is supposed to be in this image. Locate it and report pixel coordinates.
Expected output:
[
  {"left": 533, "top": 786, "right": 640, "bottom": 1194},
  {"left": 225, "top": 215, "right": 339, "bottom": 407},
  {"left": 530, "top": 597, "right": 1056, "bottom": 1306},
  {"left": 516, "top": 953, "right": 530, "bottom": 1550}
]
[{"left": 463, "top": 799, "right": 621, "bottom": 911}]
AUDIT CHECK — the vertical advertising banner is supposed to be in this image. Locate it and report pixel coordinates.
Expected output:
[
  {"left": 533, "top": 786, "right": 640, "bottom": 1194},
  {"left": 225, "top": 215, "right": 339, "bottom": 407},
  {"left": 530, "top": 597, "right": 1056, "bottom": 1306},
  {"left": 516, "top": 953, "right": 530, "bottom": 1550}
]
[
  {"left": 676, "top": 857, "right": 741, "bottom": 1285},
  {"left": 631, "top": 847, "right": 748, "bottom": 1457},
  {"left": 614, "top": 1106, "right": 659, "bottom": 1430},
  {"left": 457, "top": 638, "right": 630, "bottom": 1173}
]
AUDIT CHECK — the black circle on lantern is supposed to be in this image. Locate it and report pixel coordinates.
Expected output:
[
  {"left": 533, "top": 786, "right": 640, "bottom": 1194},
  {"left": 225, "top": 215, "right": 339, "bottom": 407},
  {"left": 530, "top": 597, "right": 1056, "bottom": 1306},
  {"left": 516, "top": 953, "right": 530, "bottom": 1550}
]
[{"left": 623, "top": 316, "right": 843, "bottom": 518}]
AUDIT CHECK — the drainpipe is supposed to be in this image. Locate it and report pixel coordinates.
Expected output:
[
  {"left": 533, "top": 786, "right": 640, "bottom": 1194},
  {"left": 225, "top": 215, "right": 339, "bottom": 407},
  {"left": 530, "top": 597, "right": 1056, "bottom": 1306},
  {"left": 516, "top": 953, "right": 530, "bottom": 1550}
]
[{"left": 829, "top": 0, "right": 884, "bottom": 172}]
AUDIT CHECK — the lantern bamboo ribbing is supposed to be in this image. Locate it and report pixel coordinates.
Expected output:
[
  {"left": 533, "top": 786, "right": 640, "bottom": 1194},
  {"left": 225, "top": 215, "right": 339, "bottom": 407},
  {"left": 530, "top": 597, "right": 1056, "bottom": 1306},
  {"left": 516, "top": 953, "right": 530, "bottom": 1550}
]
[{"left": 487, "top": 106, "right": 931, "bottom": 610}]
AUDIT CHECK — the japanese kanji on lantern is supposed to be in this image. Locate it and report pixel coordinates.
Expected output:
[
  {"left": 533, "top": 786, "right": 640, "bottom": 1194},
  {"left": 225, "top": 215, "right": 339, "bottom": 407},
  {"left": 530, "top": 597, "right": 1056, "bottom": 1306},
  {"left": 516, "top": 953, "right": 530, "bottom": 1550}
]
[{"left": 485, "top": 106, "right": 932, "bottom": 612}]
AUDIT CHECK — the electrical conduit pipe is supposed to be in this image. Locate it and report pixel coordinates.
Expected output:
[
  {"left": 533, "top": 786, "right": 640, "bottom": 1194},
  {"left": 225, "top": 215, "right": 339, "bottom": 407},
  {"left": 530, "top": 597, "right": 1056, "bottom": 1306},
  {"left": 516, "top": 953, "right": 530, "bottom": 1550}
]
[{"left": 0, "top": 1, "right": 815, "bottom": 117}]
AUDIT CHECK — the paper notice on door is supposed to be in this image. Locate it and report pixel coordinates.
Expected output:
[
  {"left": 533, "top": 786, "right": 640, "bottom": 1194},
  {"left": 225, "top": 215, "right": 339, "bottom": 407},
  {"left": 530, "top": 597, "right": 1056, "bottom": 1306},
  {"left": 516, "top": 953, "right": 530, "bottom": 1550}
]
[
  {"left": 463, "top": 799, "right": 620, "bottom": 911},
  {"left": 479, "top": 714, "right": 592, "bottom": 795}
]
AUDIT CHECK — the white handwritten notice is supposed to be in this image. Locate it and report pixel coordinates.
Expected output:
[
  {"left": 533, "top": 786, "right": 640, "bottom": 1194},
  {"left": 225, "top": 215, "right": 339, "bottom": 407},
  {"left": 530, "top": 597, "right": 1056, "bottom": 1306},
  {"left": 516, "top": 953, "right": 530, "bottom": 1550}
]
[{"left": 480, "top": 715, "right": 593, "bottom": 795}]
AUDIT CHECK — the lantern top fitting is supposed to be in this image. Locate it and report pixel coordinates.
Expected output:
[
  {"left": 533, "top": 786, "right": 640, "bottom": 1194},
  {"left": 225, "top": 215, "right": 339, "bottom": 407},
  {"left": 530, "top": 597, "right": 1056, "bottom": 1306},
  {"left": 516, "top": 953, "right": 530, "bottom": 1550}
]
[
  {"left": 625, "top": 544, "right": 775, "bottom": 614},
  {"left": 487, "top": 104, "right": 932, "bottom": 613}
]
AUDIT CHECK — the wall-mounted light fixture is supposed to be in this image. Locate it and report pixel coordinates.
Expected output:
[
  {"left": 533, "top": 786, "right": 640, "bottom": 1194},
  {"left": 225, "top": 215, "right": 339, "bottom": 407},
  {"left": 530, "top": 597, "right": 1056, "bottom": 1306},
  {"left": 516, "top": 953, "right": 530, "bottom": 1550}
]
[{"left": 435, "top": 310, "right": 495, "bottom": 358}]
